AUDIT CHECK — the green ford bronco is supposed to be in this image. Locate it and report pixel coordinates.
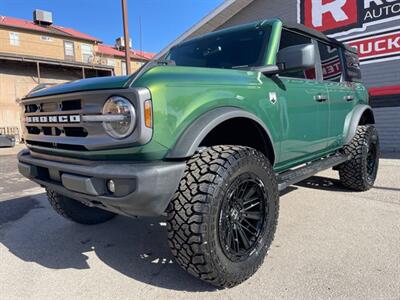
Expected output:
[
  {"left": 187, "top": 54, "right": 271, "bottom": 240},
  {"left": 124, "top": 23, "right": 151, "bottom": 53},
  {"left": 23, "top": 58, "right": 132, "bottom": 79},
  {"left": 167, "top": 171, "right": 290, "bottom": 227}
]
[{"left": 18, "top": 19, "right": 379, "bottom": 288}]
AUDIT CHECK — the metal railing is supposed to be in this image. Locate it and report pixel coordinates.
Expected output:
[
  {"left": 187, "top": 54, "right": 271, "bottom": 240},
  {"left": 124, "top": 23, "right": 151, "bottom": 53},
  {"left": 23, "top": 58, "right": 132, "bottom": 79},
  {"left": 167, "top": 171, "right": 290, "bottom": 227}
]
[{"left": 0, "top": 127, "right": 20, "bottom": 141}]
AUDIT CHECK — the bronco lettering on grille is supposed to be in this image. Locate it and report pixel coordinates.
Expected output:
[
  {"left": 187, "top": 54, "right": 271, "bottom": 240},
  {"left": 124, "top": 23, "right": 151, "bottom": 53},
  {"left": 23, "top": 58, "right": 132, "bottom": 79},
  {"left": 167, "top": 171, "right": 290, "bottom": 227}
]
[{"left": 25, "top": 115, "right": 81, "bottom": 124}]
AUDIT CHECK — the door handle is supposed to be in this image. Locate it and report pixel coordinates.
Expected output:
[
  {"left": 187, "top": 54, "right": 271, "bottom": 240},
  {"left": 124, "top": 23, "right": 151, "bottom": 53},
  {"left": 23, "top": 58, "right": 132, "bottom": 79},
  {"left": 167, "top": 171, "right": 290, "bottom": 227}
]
[
  {"left": 314, "top": 95, "right": 328, "bottom": 102},
  {"left": 344, "top": 95, "right": 354, "bottom": 101}
]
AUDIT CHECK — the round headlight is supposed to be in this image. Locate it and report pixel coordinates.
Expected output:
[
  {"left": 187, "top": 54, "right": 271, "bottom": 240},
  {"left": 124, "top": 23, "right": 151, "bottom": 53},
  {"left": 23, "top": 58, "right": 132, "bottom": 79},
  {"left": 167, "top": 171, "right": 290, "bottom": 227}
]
[{"left": 102, "top": 96, "right": 136, "bottom": 139}]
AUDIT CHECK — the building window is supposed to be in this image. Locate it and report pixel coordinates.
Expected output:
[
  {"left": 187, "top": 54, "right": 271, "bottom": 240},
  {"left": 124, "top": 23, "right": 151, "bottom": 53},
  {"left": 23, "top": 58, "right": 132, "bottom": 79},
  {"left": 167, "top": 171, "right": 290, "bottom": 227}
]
[
  {"left": 9, "top": 32, "right": 20, "bottom": 46},
  {"left": 41, "top": 36, "right": 52, "bottom": 42},
  {"left": 64, "top": 41, "right": 75, "bottom": 61},
  {"left": 121, "top": 61, "right": 127, "bottom": 75},
  {"left": 107, "top": 58, "right": 116, "bottom": 67},
  {"left": 81, "top": 44, "right": 93, "bottom": 63}
]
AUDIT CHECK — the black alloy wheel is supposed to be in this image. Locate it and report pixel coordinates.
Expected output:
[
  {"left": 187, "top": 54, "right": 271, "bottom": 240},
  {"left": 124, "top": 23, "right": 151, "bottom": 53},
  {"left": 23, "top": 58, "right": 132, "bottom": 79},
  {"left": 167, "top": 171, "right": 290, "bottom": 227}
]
[{"left": 219, "top": 174, "right": 268, "bottom": 262}]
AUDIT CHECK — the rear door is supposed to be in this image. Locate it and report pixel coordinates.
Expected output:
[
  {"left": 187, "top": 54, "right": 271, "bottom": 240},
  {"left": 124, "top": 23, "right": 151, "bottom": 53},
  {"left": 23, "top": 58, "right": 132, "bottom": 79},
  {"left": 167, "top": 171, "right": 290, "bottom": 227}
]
[
  {"left": 317, "top": 42, "right": 356, "bottom": 150},
  {"left": 276, "top": 30, "right": 330, "bottom": 165}
]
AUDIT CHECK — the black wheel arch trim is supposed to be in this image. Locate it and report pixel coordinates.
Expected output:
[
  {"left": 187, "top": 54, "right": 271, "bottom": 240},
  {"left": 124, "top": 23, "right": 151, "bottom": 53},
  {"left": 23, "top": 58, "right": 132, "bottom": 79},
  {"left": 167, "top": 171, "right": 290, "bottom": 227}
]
[
  {"left": 343, "top": 104, "right": 375, "bottom": 145},
  {"left": 166, "top": 107, "right": 276, "bottom": 162}
]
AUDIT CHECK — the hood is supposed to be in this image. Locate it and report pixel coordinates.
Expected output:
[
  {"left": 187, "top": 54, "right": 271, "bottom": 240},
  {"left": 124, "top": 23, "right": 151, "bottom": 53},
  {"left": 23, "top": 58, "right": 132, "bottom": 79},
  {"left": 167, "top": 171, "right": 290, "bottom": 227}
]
[
  {"left": 24, "top": 63, "right": 261, "bottom": 99},
  {"left": 25, "top": 75, "right": 132, "bottom": 99},
  {"left": 132, "top": 65, "right": 262, "bottom": 88}
]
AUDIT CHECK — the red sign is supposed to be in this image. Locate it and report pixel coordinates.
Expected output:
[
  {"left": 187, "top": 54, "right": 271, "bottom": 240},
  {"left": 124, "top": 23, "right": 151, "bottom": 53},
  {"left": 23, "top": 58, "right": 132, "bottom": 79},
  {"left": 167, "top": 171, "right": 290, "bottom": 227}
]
[
  {"left": 302, "top": 0, "right": 358, "bottom": 32},
  {"left": 298, "top": 0, "right": 400, "bottom": 36},
  {"left": 346, "top": 31, "right": 400, "bottom": 61},
  {"left": 322, "top": 57, "right": 342, "bottom": 79}
]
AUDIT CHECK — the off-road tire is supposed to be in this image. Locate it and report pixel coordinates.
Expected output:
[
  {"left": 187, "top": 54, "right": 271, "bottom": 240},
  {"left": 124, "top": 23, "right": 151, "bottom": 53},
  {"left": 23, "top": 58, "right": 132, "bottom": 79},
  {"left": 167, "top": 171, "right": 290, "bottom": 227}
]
[
  {"left": 166, "top": 146, "right": 279, "bottom": 288},
  {"left": 46, "top": 189, "right": 116, "bottom": 225},
  {"left": 338, "top": 125, "right": 379, "bottom": 191}
]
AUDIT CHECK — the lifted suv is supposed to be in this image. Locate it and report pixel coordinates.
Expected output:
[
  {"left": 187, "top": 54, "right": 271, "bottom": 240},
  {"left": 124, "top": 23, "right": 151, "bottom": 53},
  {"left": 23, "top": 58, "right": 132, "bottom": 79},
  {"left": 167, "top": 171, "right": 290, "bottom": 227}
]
[{"left": 18, "top": 19, "right": 379, "bottom": 288}]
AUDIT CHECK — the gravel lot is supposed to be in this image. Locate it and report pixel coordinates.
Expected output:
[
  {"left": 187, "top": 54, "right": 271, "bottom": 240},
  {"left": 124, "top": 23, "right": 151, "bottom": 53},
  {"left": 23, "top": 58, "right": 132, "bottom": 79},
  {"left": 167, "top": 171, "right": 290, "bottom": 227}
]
[{"left": 1, "top": 146, "right": 399, "bottom": 300}]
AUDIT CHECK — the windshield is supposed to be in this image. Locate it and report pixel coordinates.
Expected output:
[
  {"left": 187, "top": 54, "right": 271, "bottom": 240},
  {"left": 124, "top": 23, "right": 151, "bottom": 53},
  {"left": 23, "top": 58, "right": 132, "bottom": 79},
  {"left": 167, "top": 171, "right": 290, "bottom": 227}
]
[{"left": 167, "top": 26, "right": 271, "bottom": 69}]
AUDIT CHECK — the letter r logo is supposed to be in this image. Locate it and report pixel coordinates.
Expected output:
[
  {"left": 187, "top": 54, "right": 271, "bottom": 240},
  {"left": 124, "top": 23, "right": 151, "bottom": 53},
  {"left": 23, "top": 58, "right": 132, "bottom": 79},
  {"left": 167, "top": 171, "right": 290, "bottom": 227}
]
[
  {"left": 312, "top": 0, "right": 348, "bottom": 27},
  {"left": 300, "top": 0, "right": 359, "bottom": 33}
]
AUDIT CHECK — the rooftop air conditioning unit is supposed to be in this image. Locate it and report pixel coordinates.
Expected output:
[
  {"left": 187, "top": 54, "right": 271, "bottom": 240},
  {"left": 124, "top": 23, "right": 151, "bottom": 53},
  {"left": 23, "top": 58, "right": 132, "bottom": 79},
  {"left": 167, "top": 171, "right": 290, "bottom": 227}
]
[
  {"left": 115, "top": 37, "right": 132, "bottom": 49},
  {"left": 33, "top": 9, "right": 53, "bottom": 25}
]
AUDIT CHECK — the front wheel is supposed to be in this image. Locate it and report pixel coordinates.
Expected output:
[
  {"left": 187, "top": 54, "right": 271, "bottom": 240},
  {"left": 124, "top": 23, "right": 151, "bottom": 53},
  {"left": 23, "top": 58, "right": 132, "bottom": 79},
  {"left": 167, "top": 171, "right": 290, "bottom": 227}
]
[
  {"left": 338, "top": 125, "right": 379, "bottom": 191},
  {"left": 167, "top": 146, "right": 279, "bottom": 288}
]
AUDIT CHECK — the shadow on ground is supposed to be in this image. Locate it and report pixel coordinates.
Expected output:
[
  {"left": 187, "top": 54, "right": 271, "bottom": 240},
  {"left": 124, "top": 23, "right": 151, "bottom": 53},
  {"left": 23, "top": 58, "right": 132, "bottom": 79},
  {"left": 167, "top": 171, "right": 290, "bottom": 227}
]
[
  {"left": 0, "top": 176, "right": 345, "bottom": 293},
  {"left": 2, "top": 172, "right": 394, "bottom": 292},
  {"left": 0, "top": 194, "right": 216, "bottom": 292},
  {"left": 295, "top": 173, "right": 400, "bottom": 193}
]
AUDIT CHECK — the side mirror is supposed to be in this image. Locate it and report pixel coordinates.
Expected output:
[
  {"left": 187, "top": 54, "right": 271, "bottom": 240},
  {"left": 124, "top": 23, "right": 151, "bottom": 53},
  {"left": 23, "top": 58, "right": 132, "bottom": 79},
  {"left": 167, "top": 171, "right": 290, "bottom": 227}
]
[{"left": 277, "top": 44, "right": 316, "bottom": 72}]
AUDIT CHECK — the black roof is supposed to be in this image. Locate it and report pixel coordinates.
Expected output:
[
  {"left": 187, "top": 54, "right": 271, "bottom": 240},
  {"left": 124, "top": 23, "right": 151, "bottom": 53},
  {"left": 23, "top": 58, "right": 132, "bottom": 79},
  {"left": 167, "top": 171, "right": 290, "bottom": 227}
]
[{"left": 284, "top": 22, "right": 357, "bottom": 53}]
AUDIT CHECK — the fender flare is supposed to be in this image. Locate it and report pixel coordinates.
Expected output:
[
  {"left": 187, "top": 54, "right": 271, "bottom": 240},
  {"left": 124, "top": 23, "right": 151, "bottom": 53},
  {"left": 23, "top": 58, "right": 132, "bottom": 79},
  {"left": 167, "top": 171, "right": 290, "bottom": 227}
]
[
  {"left": 166, "top": 107, "right": 276, "bottom": 160},
  {"left": 343, "top": 104, "right": 375, "bottom": 145}
]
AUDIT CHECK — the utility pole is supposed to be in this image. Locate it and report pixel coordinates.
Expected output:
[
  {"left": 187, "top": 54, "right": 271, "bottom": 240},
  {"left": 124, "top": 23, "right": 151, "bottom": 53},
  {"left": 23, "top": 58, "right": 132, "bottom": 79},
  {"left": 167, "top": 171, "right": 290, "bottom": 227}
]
[{"left": 122, "top": 0, "right": 132, "bottom": 75}]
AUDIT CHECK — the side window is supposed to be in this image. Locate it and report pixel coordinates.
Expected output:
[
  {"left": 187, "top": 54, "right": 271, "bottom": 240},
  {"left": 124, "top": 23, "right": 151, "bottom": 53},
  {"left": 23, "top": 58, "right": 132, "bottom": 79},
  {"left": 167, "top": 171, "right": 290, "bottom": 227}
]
[
  {"left": 9, "top": 32, "right": 20, "bottom": 46},
  {"left": 343, "top": 50, "right": 362, "bottom": 82},
  {"left": 278, "top": 30, "right": 315, "bottom": 79},
  {"left": 317, "top": 42, "right": 343, "bottom": 82}
]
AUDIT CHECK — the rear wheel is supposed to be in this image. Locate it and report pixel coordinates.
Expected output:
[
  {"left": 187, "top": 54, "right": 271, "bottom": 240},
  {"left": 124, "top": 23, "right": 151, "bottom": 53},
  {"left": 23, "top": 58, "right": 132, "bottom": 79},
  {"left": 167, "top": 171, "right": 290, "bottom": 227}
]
[
  {"left": 167, "top": 146, "right": 279, "bottom": 288},
  {"left": 46, "top": 189, "right": 116, "bottom": 225},
  {"left": 338, "top": 125, "right": 379, "bottom": 191}
]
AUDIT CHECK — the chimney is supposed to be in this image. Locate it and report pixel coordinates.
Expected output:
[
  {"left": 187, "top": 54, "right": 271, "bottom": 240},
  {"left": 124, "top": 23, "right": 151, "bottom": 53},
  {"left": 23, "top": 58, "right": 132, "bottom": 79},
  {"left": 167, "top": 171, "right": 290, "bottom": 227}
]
[{"left": 33, "top": 9, "right": 53, "bottom": 26}]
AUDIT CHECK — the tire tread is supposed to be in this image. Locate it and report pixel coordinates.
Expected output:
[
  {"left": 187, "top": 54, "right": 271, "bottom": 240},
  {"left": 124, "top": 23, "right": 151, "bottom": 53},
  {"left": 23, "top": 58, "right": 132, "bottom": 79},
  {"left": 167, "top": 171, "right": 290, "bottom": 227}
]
[
  {"left": 339, "top": 125, "right": 379, "bottom": 191},
  {"left": 167, "top": 145, "right": 278, "bottom": 288}
]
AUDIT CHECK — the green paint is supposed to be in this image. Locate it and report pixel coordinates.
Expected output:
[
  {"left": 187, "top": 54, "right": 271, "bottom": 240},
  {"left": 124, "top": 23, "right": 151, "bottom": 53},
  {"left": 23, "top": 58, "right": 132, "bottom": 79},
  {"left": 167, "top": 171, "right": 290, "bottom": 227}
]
[
  {"left": 26, "top": 19, "right": 368, "bottom": 172},
  {"left": 264, "top": 19, "right": 282, "bottom": 65},
  {"left": 27, "top": 75, "right": 131, "bottom": 99}
]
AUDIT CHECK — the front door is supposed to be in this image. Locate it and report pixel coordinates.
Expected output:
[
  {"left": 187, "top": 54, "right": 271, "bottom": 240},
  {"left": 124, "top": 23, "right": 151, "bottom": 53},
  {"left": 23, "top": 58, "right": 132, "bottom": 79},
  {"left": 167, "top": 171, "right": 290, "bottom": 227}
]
[
  {"left": 276, "top": 29, "right": 330, "bottom": 166},
  {"left": 277, "top": 77, "right": 330, "bottom": 165}
]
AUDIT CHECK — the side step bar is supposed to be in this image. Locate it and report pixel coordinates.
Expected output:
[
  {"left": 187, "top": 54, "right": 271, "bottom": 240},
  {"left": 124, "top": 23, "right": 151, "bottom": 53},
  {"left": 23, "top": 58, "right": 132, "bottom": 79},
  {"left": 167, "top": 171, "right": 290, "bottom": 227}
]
[{"left": 277, "top": 153, "right": 349, "bottom": 192}]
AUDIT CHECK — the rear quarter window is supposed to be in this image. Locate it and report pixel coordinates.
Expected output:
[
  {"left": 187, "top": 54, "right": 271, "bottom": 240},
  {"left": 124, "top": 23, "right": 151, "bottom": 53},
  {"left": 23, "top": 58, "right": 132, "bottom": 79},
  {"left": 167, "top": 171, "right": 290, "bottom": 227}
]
[
  {"left": 344, "top": 50, "right": 362, "bottom": 82},
  {"left": 317, "top": 42, "right": 343, "bottom": 82}
]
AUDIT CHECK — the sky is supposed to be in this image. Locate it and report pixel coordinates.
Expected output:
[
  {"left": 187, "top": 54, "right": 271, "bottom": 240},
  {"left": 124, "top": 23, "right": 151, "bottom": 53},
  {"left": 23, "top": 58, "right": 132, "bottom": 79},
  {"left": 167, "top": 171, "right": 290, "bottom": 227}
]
[{"left": 0, "top": 0, "right": 224, "bottom": 53}]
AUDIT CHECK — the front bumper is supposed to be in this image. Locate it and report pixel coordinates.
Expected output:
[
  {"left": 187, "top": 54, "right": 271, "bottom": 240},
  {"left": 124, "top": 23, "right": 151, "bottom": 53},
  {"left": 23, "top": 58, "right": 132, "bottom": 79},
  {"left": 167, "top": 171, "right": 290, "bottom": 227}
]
[{"left": 18, "top": 150, "right": 186, "bottom": 217}]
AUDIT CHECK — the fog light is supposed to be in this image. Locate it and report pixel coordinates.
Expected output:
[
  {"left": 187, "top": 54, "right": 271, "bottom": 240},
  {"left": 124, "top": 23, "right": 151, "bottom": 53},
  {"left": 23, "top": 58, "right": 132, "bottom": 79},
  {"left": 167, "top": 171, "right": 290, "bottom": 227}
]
[{"left": 107, "top": 179, "right": 116, "bottom": 193}]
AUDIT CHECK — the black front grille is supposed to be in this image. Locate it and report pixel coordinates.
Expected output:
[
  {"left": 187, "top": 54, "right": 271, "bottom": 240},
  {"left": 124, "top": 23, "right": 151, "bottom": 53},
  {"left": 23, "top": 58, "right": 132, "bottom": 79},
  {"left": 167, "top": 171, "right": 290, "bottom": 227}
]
[
  {"left": 25, "top": 99, "right": 81, "bottom": 113},
  {"left": 62, "top": 100, "right": 81, "bottom": 111},
  {"left": 26, "top": 140, "right": 88, "bottom": 151},
  {"left": 64, "top": 127, "right": 88, "bottom": 137},
  {"left": 27, "top": 126, "right": 40, "bottom": 135},
  {"left": 21, "top": 87, "right": 150, "bottom": 152},
  {"left": 42, "top": 127, "right": 52, "bottom": 136},
  {"left": 25, "top": 104, "right": 39, "bottom": 113},
  {"left": 26, "top": 125, "right": 85, "bottom": 137}
]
